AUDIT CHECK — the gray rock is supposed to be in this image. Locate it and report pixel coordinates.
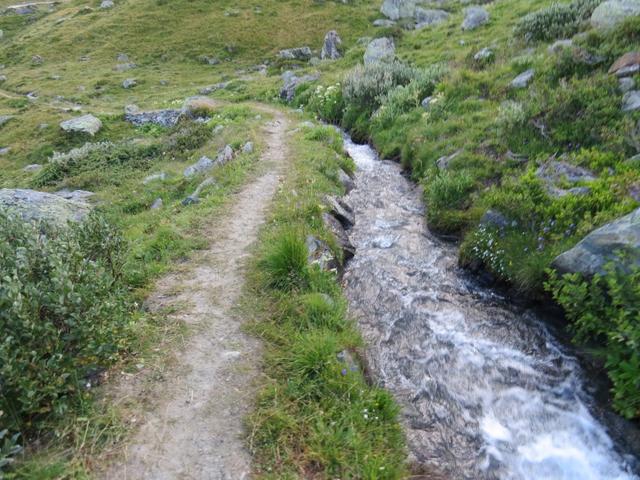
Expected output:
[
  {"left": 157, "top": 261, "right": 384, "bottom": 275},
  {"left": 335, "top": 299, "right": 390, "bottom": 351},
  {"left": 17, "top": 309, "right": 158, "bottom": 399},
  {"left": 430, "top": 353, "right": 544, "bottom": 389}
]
[
  {"left": 322, "top": 212, "right": 355, "bottom": 262},
  {"left": 415, "top": 8, "right": 449, "bottom": 29},
  {"left": 474, "top": 47, "right": 494, "bottom": 61},
  {"left": 114, "top": 62, "right": 136, "bottom": 72},
  {"left": 461, "top": 6, "right": 489, "bottom": 30},
  {"left": 548, "top": 39, "right": 574, "bottom": 54},
  {"left": 0, "top": 188, "right": 92, "bottom": 225},
  {"left": 381, "top": 0, "right": 416, "bottom": 20},
  {"left": 143, "top": 172, "right": 167, "bottom": 184},
  {"left": 623, "top": 90, "right": 640, "bottom": 112},
  {"left": 510, "top": 69, "right": 535, "bottom": 89},
  {"left": 60, "top": 114, "right": 102, "bottom": 136},
  {"left": 116, "top": 54, "right": 128, "bottom": 63},
  {"left": 536, "top": 159, "right": 596, "bottom": 185},
  {"left": 200, "top": 55, "right": 220, "bottom": 65},
  {"left": 124, "top": 104, "right": 139, "bottom": 114},
  {"left": 337, "top": 349, "right": 360, "bottom": 374},
  {"left": 306, "top": 235, "right": 338, "bottom": 271},
  {"left": 373, "top": 19, "right": 397, "bottom": 27},
  {"left": 421, "top": 96, "right": 433, "bottom": 109},
  {"left": 100, "top": 0, "right": 113, "bottom": 9},
  {"left": 338, "top": 169, "right": 355, "bottom": 193},
  {"left": 321, "top": 30, "right": 342, "bottom": 60},
  {"left": 278, "top": 46, "right": 312, "bottom": 60},
  {"left": 620, "top": 77, "right": 636, "bottom": 93},
  {"left": 54, "top": 189, "right": 94, "bottom": 201},
  {"left": 0, "top": 115, "right": 14, "bottom": 128},
  {"left": 608, "top": 51, "right": 640, "bottom": 77},
  {"left": 198, "top": 81, "right": 230, "bottom": 95},
  {"left": 325, "top": 195, "right": 355, "bottom": 228},
  {"left": 480, "top": 209, "right": 510, "bottom": 229},
  {"left": 184, "top": 156, "right": 216, "bottom": 178},
  {"left": 150, "top": 198, "right": 163, "bottom": 210},
  {"left": 280, "top": 71, "right": 320, "bottom": 102},
  {"left": 122, "top": 78, "right": 137, "bottom": 89},
  {"left": 182, "top": 96, "right": 218, "bottom": 118},
  {"left": 436, "top": 150, "right": 461, "bottom": 170},
  {"left": 0, "top": 147, "right": 9, "bottom": 155},
  {"left": 242, "top": 141, "right": 254, "bottom": 154},
  {"left": 552, "top": 207, "right": 640, "bottom": 276},
  {"left": 125, "top": 109, "right": 182, "bottom": 127},
  {"left": 31, "top": 55, "right": 43, "bottom": 65},
  {"left": 591, "top": 0, "right": 640, "bottom": 29},
  {"left": 364, "top": 37, "right": 395, "bottom": 65},
  {"left": 0, "top": 75, "right": 7, "bottom": 83},
  {"left": 22, "top": 164, "right": 42, "bottom": 172},
  {"left": 221, "top": 144, "right": 234, "bottom": 163}
]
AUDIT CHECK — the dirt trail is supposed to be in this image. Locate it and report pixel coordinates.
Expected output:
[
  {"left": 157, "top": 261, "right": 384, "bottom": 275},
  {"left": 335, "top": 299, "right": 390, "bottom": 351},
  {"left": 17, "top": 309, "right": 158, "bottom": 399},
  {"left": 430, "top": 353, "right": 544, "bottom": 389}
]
[{"left": 103, "top": 105, "right": 288, "bottom": 480}]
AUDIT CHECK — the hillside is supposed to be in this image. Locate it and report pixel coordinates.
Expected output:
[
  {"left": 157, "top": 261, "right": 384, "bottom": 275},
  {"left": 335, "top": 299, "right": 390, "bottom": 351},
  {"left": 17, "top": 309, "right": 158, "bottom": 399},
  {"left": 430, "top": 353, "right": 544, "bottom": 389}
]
[{"left": 1, "top": 0, "right": 640, "bottom": 477}]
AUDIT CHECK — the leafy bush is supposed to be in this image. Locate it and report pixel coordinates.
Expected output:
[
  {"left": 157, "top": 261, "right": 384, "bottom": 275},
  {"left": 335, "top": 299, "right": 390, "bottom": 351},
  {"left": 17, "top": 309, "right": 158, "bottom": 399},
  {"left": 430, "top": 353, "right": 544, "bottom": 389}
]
[
  {"left": 547, "top": 261, "right": 640, "bottom": 419},
  {"left": 306, "top": 84, "right": 344, "bottom": 124},
  {"left": 424, "top": 170, "right": 475, "bottom": 212},
  {"left": 496, "top": 100, "right": 528, "bottom": 137},
  {"left": 0, "top": 430, "right": 22, "bottom": 474},
  {"left": 514, "top": 0, "right": 602, "bottom": 42},
  {"left": 0, "top": 213, "right": 133, "bottom": 432},
  {"left": 259, "top": 229, "right": 309, "bottom": 291}
]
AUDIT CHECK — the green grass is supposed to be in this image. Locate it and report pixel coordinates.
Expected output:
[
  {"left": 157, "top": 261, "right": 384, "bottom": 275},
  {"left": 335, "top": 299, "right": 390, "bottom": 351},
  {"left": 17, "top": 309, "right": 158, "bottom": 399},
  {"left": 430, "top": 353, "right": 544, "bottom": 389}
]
[{"left": 241, "top": 123, "right": 406, "bottom": 478}]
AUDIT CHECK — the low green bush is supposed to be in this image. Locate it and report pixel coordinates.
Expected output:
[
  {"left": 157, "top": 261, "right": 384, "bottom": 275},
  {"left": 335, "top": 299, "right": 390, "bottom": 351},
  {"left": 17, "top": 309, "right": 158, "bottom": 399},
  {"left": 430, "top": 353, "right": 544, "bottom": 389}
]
[
  {"left": 547, "top": 260, "right": 640, "bottom": 419},
  {"left": 514, "top": 0, "right": 602, "bottom": 42},
  {"left": 306, "top": 83, "right": 344, "bottom": 124},
  {"left": 0, "top": 213, "right": 133, "bottom": 433},
  {"left": 259, "top": 229, "right": 310, "bottom": 291}
]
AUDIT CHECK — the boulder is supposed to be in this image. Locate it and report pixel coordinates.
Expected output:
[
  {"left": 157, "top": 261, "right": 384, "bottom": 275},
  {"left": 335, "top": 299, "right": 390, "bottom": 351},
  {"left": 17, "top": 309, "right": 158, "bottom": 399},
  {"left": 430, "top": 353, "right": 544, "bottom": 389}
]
[
  {"left": 510, "top": 69, "right": 535, "bottom": 89},
  {"left": 100, "top": 0, "right": 113, "bottom": 8},
  {"left": 114, "top": 62, "right": 136, "bottom": 72},
  {"left": 198, "top": 81, "right": 230, "bottom": 95},
  {"left": 184, "top": 156, "right": 216, "bottom": 178},
  {"left": 0, "top": 75, "right": 7, "bottom": 83},
  {"left": 421, "top": 96, "right": 433, "bottom": 109},
  {"left": 31, "top": 55, "right": 43, "bottom": 65},
  {"left": 381, "top": 0, "right": 416, "bottom": 20},
  {"left": 278, "top": 47, "right": 312, "bottom": 60},
  {"left": 325, "top": 195, "right": 355, "bottom": 228},
  {"left": 182, "top": 177, "right": 216, "bottom": 205},
  {"left": 623, "top": 90, "right": 640, "bottom": 112},
  {"left": 150, "top": 198, "right": 163, "bottom": 210},
  {"left": 0, "top": 188, "right": 91, "bottom": 225},
  {"left": 415, "top": 8, "right": 449, "bottom": 29},
  {"left": 60, "top": 114, "right": 102, "bottom": 136},
  {"left": 122, "top": 78, "right": 136, "bottom": 89},
  {"left": 373, "top": 19, "right": 396, "bottom": 27},
  {"left": 338, "top": 168, "right": 355, "bottom": 193},
  {"left": 436, "top": 150, "right": 461, "bottom": 170},
  {"left": 23, "top": 164, "right": 42, "bottom": 172},
  {"left": 620, "top": 77, "right": 635, "bottom": 93},
  {"left": 125, "top": 109, "right": 182, "bottom": 127},
  {"left": 280, "top": 71, "right": 320, "bottom": 102},
  {"left": 548, "top": 39, "right": 574, "bottom": 54},
  {"left": 143, "top": 172, "right": 167, "bottom": 184},
  {"left": 461, "top": 6, "right": 489, "bottom": 30},
  {"left": 0, "top": 115, "right": 14, "bottom": 128},
  {"left": 221, "top": 144, "right": 234, "bottom": 163},
  {"left": 479, "top": 209, "right": 510, "bottom": 229},
  {"left": 321, "top": 30, "right": 342, "bottom": 60},
  {"left": 242, "top": 141, "right": 254, "bottom": 154},
  {"left": 306, "top": 235, "right": 338, "bottom": 271},
  {"left": 609, "top": 51, "right": 640, "bottom": 77},
  {"left": 322, "top": 212, "right": 355, "bottom": 262},
  {"left": 536, "top": 159, "right": 596, "bottom": 184},
  {"left": 552, "top": 207, "right": 640, "bottom": 277},
  {"left": 182, "top": 96, "right": 218, "bottom": 117},
  {"left": 54, "top": 189, "right": 94, "bottom": 202},
  {"left": 591, "top": 0, "right": 640, "bottom": 29},
  {"left": 363, "top": 37, "right": 395, "bottom": 65}
]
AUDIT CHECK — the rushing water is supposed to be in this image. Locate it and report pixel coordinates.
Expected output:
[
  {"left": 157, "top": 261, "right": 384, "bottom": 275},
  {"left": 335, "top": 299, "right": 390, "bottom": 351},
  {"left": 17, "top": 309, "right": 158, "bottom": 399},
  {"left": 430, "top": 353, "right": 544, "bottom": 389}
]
[{"left": 341, "top": 135, "right": 639, "bottom": 480}]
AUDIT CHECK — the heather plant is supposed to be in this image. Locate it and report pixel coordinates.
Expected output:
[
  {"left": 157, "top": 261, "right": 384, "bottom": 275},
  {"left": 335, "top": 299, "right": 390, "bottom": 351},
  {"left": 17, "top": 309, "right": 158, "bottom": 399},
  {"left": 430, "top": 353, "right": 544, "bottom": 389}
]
[{"left": 514, "top": 0, "right": 602, "bottom": 42}]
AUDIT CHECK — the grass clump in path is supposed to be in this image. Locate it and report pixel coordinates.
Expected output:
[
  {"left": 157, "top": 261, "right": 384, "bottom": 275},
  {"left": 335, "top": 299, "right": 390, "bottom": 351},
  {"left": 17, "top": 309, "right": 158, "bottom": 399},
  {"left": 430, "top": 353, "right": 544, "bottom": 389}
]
[{"left": 244, "top": 124, "right": 406, "bottom": 478}]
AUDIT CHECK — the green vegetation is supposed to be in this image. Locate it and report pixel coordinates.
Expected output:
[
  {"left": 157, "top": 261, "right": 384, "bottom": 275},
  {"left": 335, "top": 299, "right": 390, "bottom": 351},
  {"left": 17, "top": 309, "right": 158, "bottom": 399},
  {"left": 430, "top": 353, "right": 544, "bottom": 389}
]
[{"left": 244, "top": 124, "right": 406, "bottom": 478}]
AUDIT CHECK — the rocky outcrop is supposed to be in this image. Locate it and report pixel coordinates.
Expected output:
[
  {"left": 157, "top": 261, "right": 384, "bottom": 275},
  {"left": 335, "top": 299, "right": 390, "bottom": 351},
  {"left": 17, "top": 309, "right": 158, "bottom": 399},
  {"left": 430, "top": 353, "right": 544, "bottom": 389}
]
[
  {"left": 278, "top": 46, "right": 312, "bottom": 60},
  {"left": 325, "top": 195, "right": 355, "bottom": 229},
  {"left": 380, "top": 0, "right": 416, "bottom": 20},
  {"left": 536, "top": 159, "right": 596, "bottom": 197},
  {"left": 321, "top": 31, "right": 342, "bottom": 60},
  {"left": 461, "top": 6, "right": 489, "bottom": 30},
  {"left": 364, "top": 37, "right": 395, "bottom": 65},
  {"left": 0, "top": 188, "right": 91, "bottom": 225},
  {"left": 124, "top": 109, "right": 182, "bottom": 127},
  {"left": 60, "top": 114, "right": 102, "bottom": 136},
  {"left": 591, "top": 0, "right": 640, "bottom": 29},
  {"left": 280, "top": 71, "right": 320, "bottom": 102},
  {"left": 552, "top": 207, "right": 640, "bottom": 276}
]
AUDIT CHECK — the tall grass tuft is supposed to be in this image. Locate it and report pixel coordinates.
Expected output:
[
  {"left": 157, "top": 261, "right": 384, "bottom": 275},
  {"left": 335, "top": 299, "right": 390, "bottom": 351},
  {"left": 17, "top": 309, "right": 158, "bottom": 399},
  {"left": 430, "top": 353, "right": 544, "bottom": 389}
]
[{"left": 260, "top": 228, "right": 309, "bottom": 291}]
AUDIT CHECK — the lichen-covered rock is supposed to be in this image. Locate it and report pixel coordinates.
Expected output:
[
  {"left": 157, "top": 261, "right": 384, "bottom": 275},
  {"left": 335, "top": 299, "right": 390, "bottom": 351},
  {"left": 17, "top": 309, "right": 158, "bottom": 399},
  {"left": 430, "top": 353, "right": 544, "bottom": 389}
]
[
  {"left": 415, "top": 8, "right": 449, "bottom": 29},
  {"left": 461, "top": 6, "right": 489, "bottom": 30},
  {"left": 124, "top": 109, "right": 182, "bottom": 127},
  {"left": 363, "top": 37, "right": 395, "bottom": 65},
  {"left": 280, "top": 71, "right": 320, "bottom": 102},
  {"left": 552, "top": 207, "right": 640, "bottom": 276},
  {"left": 0, "top": 188, "right": 91, "bottom": 224},
  {"left": 321, "top": 30, "right": 342, "bottom": 60},
  {"left": 184, "top": 156, "right": 216, "bottom": 178},
  {"left": 278, "top": 46, "right": 312, "bottom": 60},
  {"left": 381, "top": 0, "right": 416, "bottom": 20},
  {"left": 60, "top": 114, "right": 102, "bottom": 136},
  {"left": 591, "top": 0, "right": 640, "bottom": 29}
]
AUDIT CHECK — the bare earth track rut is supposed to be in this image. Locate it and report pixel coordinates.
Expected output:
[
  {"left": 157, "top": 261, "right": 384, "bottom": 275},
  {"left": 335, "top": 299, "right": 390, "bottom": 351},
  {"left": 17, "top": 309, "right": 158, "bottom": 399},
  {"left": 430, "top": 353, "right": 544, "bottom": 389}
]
[{"left": 103, "top": 106, "right": 288, "bottom": 480}]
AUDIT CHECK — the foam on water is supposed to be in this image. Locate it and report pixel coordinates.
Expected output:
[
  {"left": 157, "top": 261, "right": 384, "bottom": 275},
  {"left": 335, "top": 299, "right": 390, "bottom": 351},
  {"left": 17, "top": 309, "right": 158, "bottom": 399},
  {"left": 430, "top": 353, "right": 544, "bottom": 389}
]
[{"left": 341, "top": 134, "right": 639, "bottom": 480}]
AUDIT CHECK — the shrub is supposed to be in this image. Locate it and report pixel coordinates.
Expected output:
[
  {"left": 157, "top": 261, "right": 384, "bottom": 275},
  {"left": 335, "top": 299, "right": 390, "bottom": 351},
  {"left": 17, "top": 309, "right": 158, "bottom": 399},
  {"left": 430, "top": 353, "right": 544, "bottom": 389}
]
[
  {"left": 547, "top": 260, "right": 640, "bottom": 419},
  {"left": 306, "top": 84, "right": 344, "bottom": 124},
  {"left": 514, "top": 0, "right": 602, "bottom": 42},
  {"left": 0, "top": 213, "right": 132, "bottom": 432},
  {"left": 259, "top": 229, "right": 309, "bottom": 291},
  {"left": 496, "top": 100, "right": 528, "bottom": 137},
  {"left": 424, "top": 170, "right": 475, "bottom": 212},
  {"left": 0, "top": 430, "right": 22, "bottom": 474}
]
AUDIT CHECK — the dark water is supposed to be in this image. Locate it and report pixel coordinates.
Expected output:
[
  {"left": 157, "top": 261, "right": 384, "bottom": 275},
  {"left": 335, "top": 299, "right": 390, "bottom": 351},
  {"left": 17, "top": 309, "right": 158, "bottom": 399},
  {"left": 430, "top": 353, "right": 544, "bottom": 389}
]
[{"left": 341, "top": 136, "right": 638, "bottom": 480}]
